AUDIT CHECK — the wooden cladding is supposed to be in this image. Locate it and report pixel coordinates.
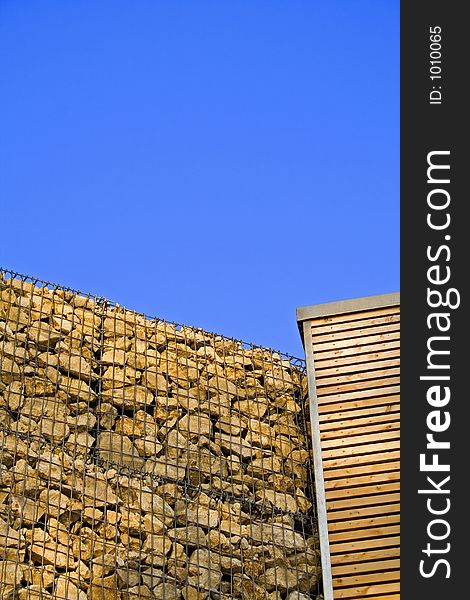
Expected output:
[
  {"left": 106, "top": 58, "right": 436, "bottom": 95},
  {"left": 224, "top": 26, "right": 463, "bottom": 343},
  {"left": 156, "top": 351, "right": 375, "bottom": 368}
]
[{"left": 299, "top": 294, "right": 400, "bottom": 600}]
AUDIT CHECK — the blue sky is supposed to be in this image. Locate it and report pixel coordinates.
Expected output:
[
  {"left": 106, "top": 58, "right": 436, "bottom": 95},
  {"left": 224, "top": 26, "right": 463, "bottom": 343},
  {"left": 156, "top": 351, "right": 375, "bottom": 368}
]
[{"left": 0, "top": 1, "right": 399, "bottom": 357}]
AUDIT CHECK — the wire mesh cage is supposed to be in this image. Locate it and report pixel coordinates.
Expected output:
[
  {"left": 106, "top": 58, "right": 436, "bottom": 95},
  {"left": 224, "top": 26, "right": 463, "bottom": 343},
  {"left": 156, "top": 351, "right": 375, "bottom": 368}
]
[{"left": 0, "top": 268, "right": 322, "bottom": 600}]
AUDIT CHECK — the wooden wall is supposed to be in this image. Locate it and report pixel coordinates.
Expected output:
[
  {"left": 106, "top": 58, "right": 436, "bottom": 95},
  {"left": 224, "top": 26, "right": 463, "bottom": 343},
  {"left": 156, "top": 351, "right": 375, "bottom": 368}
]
[{"left": 299, "top": 294, "right": 400, "bottom": 600}]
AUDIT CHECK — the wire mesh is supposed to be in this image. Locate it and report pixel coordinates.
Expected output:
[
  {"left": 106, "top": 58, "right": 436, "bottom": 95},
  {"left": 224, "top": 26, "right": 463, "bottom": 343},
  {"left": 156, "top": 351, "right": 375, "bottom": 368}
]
[{"left": 0, "top": 268, "right": 322, "bottom": 600}]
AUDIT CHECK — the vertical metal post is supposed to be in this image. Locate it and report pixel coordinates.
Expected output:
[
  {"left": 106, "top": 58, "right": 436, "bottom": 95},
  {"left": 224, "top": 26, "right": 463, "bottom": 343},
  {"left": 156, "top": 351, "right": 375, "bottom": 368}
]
[{"left": 302, "top": 320, "right": 334, "bottom": 600}]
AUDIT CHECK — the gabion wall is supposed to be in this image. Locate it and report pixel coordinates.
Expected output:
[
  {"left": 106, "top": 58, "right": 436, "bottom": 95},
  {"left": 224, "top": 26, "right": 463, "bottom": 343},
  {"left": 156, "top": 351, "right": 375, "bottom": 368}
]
[{"left": 0, "top": 269, "right": 321, "bottom": 600}]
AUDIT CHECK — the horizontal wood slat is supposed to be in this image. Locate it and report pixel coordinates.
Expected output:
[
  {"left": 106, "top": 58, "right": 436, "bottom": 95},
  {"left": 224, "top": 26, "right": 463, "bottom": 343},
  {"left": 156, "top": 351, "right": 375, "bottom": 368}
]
[
  {"left": 330, "top": 546, "right": 400, "bottom": 565},
  {"left": 332, "top": 558, "right": 400, "bottom": 576},
  {"left": 322, "top": 440, "right": 400, "bottom": 461},
  {"left": 329, "top": 514, "right": 400, "bottom": 533},
  {"left": 323, "top": 450, "right": 400, "bottom": 472},
  {"left": 333, "top": 582, "right": 400, "bottom": 599},
  {"left": 327, "top": 503, "right": 400, "bottom": 523},
  {"left": 317, "top": 376, "right": 400, "bottom": 397},
  {"left": 312, "top": 340, "right": 400, "bottom": 362},
  {"left": 325, "top": 482, "right": 399, "bottom": 502},
  {"left": 312, "top": 330, "right": 400, "bottom": 353},
  {"left": 315, "top": 356, "right": 400, "bottom": 379},
  {"left": 317, "top": 387, "right": 400, "bottom": 406},
  {"left": 317, "top": 366, "right": 400, "bottom": 388},
  {"left": 324, "top": 470, "right": 400, "bottom": 490},
  {"left": 304, "top": 299, "right": 399, "bottom": 599},
  {"left": 312, "top": 322, "right": 400, "bottom": 345},
  {"left": 314, "top": 348, "right": 400, "bottom": 371},
  {"left": 312, "top": 313, "right": 400, "bottom": 336},
  {"left": 329, "top": 536, "right": 400, "bottom": 555},
  {"left": 321, "top": 430, "right": 399, "bottom": 450},
  {"left": 311, "top": 306, "right": 399, "bottom": 327},
  {"left": 320, "top": 409, "right": 399, "bottom": 430}
]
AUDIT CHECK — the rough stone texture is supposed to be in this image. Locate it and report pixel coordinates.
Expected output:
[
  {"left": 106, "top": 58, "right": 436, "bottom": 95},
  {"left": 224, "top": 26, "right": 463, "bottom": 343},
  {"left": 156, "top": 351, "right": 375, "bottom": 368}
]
[{"left": 0, "top": 272, "right": 321, "bottom": 600}]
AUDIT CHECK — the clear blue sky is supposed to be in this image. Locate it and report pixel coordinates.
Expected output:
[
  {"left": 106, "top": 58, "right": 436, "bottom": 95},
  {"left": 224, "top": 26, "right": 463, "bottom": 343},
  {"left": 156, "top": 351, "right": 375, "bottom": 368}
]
[{"left": 0, "top": 1, "right": 399, "bottom": 357}]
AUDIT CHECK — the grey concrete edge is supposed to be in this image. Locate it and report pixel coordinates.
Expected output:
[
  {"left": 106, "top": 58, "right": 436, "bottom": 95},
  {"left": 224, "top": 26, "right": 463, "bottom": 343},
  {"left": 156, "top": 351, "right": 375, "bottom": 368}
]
[
  {"left": 296, "top": 291, "right": 400, "bottom": 325},
  {"left": 302, "top": 320, "right": 334, "bottom": 600}
]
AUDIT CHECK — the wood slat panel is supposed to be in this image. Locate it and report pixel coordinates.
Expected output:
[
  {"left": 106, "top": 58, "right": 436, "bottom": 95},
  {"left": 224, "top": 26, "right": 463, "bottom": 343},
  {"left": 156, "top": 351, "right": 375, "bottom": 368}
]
[
  {"left": 306, "top": 301, "right": 400, "bottom": 599},
  {"left": 327, "top": 503, "right": 400, "bottom": 523}
]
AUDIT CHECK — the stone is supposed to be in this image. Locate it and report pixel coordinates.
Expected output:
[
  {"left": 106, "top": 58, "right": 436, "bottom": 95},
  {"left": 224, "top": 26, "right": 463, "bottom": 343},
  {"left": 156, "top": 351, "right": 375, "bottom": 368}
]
[
  {"left": 168, "top": 526, "right": 207, "bottom": 547},
  {"left": 2, "top": 380, "right": 24, "bottom": 410},
  {"left": 123, "top": 584, "right": 153, "bottom": 599},
  {"left": 175, "top": 501, "right": 220, "bottom": 529},
  {"left": 59, "top": 374, "right": 95, "bottom": 401},
  {"left": 152, "top": 582, "right": 182, "bottom": 600},
  {"left": 133, "top": 435, "right": 162, "bottom": 457},
  {"left": 52, "top": 575, "right": 87, "bottom": 600},
  {"left": 89, "top": 574, "right": 120, "bottom": 600},
  {"left": 98, "top": 402, "right": 118, "bottom": 429},
  {"left": 97, "top": 431, "right": 145, "bottom": 469},
  {"left": 214, "top": 431, "right": 252, "bottom": 459},
  {"left": 188, "top": 549, "right": 222, "bottom": 590},
  {"left": 9, "top": 495, "right": 45, "bottom": 525},
  {"left": 57, "top": 352, "right": 94, "bottom": 380},
  {"left": 247, "top": 455, "right": 283, "bottom": 478},
  {"left": 142, "top": 534, "right": 172, "bottom": 565},
  {"left": 178, "top": 414, "right": 212, "bottom": 439},
  {"left": 141, "top": 370, "right": 169, "bottom": 394},
  {"left": 28, "top": 322, "right": 63, "bottom": 345},
  {"left": 102, "top": 366, "right": 139, "bottom": 388},
  {"left": 102, "top": 385, "right": 154, "bottom": 409},
  {"left": 38, "top": 415, "right": 70, "bottom": 442},
  {"left": 18, "top": 586, "right": 53, "bottom": 599},
  {"left": 286, "top": 592, "right": 311, "bottom": 600},
  {"left": 0, "top": 561, "right": 22, "bottom": 597},
  {"left": 39, "top": 489, "right": 69, "bottom": 517},
  {"left": 0, "top": 516, "right": 22, "bottom": 547},
  {"left": 182, "top": 587, "right": 209, "bottom": 600},
  {"left": 139, "top": 488, "right": 174, "bottom": 525},
  {"left": 84, "top": 475, "right": 119, "bottom": 507},
  {"left": 233, "top": 397, "right": 268, "bottom": 418},
  {"left": 145, "top": 457, "right": 186, "bottom": 481},
  {"left": 263, "top": 566, "right": 299, "bottom": 592},
  {"left": 101, "top": 348, "right": 127, "bottom": 365},
  {"left": 250, "top": 522, "right": 306, "bottom": 550},
  {"left": 258, "top": 489, "right": 298, "bottom": 513}
]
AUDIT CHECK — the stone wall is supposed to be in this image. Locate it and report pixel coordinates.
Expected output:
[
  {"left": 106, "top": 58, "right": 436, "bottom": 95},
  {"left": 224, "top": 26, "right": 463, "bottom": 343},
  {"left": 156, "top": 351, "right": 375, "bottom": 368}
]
[{"left": 0, "top": 270, "right": 321, "bottom": 599}]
